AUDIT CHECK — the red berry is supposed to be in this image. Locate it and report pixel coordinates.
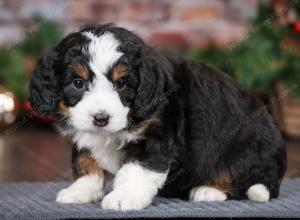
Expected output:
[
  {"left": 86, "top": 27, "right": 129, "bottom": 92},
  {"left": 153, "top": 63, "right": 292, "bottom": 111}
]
[{"left": 294, "top": 22, "right": 300, "bottom": 33}]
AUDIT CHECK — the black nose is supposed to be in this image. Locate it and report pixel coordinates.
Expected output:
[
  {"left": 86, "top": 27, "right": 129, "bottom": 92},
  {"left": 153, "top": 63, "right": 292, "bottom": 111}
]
[{"left": 93, "top": 113, "right": 110, "bottom": 127}]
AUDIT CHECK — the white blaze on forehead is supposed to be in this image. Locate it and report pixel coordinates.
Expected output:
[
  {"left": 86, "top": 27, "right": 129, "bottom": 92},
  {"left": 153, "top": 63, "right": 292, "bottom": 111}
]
[
  {"left": 82, "top": 31, "right": 123, "bottom": 75},
  {"left": 68, "top": 31, "right": 129, "bottom": 134}
]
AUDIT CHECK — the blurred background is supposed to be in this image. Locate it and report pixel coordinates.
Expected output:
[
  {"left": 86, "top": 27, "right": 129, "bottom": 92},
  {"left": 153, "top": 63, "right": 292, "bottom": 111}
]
[{"left": 0, "top": 0, "right": 299, "bottom": 182}]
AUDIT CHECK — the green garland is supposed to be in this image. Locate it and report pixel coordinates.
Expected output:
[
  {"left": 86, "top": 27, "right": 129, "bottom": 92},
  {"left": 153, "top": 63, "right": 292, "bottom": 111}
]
[
  {"left": 188, "top": 1, "right": 300, "bottom": 98},
  {"left": 0, "top": 18, "right": 62, "bottom": 101}
]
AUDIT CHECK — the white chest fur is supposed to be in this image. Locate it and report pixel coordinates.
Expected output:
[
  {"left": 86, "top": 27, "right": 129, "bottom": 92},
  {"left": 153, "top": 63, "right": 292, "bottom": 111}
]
[
  {"left": 72, "top": 131, "right": 123, "bottom": 174},
  {"left": 70, "top": 130, "right": 141, "bottom": 175}
]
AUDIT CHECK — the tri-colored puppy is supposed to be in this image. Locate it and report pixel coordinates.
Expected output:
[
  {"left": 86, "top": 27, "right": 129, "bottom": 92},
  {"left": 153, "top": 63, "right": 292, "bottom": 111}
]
[{"left": 30, "top": 24, "right": 287, "bottom": 211}]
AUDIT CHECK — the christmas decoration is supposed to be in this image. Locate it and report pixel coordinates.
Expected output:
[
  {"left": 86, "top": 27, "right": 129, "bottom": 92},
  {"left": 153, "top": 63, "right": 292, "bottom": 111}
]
[
  {"left": 294, "top": 21, "right": 300, "bottom": 33},
  {"left": 0, "top": 17, "right": 62, "bottom": 125},
  {"left": 0, "top": 18, "right": 62, "bottom": 102},
  {"left": 0, "top": 87, "right": 17, "bottom": 127},
  {"left": 23, "top": 100, "right": 54, "bottom": 124},
  {"left": 188, "top": 0, "right": 300, "bottom": 137},
  {"left": 188, "top": 0, "right": 300, "bottom": 98}
]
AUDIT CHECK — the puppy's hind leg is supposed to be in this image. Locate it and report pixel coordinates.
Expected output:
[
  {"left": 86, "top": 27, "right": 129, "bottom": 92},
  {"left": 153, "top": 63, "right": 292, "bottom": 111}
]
[
  {"left": 189, "top": 186, "right": 227, "bottom": 202},
  {"left": 246, "top": 184, "right": 270, "bottom": 202},
  {"left": 56, "top": 150, "right": 105, "bottom": 204},
  {"left": 189, "top": 173, "right": 230, "bottom": 202}
]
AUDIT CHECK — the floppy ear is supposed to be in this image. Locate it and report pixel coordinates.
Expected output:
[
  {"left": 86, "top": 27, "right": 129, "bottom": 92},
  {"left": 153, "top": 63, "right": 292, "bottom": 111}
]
[
  {"left": 134, "top": 48, "right": 175, "bottom": 118},
  {"left": 30, "top": 48, "right": 60, "bottom": 116}
]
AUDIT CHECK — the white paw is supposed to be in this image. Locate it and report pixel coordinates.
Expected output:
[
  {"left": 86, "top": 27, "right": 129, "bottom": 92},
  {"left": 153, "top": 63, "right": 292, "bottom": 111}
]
[
  {"left": 247, "top": 184, "right": 270, "bottom": 202},
  {"left": 56, "top": 174, "right": 104, "bottom": 204},
  {"left": 189, "top": 186, "right": 227, "bottom": 202},
  {"left": 56, "top": 186, "right": 104, "bottom": 204},
  {"left": 101, "top": 190, "right": 152, "bottom": 211}
]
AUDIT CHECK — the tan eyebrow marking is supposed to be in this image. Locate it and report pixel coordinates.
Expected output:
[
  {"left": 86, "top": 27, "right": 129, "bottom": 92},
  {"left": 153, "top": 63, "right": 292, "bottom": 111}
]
[
  {"left": 112, "top": 64, "right": 128, "bottom": 81},
  {"left": 73, "top": 63, "right": 89, "bottom": 81}
]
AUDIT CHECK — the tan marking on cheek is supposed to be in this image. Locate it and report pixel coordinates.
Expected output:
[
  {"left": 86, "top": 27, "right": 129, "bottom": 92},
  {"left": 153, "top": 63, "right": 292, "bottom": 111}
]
[
  {"left": 137, "top": 117, "right": 160, "bottom": 130},
  {"left": 73, "top": 152, "right": 104, "bottom": 180},
  {"left": 59, "top": 101, "right": 70, "bottom": 115},
  {"left": 129, "top": 117, "right": 160, "bottom": 140},
  {"left": 127, "top": 105, "right": 136, "bottom": 119},
  {"left": 112, "top": 64, "right": 128, "bottom": 81},
  {"left": 73, "top": 63, "right": 89, "bottom": 81}
]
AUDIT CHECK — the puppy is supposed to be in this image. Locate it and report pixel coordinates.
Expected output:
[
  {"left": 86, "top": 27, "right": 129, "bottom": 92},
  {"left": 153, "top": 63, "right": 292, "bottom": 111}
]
[{"left": 30, "top": 24, "right": 287, "bottom": 210}]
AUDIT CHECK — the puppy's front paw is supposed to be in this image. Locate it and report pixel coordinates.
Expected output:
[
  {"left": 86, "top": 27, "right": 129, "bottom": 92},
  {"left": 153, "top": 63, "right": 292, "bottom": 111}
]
[
  {"left": 56, "top": 185, "right": 104, "bottom": 204},
  {"left": 101, "top": 190, "right": 152, "bottom": 211}
]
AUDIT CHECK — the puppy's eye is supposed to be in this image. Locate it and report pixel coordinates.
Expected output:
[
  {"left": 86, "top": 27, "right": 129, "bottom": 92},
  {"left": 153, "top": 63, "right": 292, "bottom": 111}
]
[
  {"left": 115, "top": 79, "right": 126, "bottom": 91},
  {"left": 73, "top": 79, "right": 85, "bottom": 90}
]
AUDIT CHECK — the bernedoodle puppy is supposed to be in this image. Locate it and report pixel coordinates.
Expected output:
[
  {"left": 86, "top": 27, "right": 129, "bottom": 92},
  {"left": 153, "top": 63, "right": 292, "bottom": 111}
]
[{"left": 30, "top": 24, "right": 287, "bottom": 211}]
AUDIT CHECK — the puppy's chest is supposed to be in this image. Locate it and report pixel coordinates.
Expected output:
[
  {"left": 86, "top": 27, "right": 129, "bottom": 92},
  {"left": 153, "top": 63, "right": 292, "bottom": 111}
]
[{"left": 72, "top": 132, "right": 126, "bottom": 174}]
